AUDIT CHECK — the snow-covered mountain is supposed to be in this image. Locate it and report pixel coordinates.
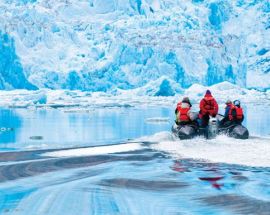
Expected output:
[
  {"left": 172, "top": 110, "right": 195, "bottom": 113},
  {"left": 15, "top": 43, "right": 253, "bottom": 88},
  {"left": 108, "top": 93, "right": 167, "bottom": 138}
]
[{"left": 0, "top": 0, "right": 269, "bottom": 91}]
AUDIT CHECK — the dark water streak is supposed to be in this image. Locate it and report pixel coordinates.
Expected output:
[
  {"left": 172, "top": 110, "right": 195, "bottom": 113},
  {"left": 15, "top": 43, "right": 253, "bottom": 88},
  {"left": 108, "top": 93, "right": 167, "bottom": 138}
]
[{"left": 0, "top": 148, "right": 163, "bottom": 183}]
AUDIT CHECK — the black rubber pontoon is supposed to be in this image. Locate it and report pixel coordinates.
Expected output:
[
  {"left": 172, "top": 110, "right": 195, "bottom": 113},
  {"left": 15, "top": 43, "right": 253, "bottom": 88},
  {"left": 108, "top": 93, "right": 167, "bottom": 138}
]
[
  {"left": 172, "top": 115, "right": 249, "bottom": 140},
  {"left": 171, "top": 124, "right": 197, "bottom": 140},
  {"left": 218, "top": 115, "right": 249, "bottom": 139},
  {"left": 219, "top": 124, "right": 249, "bottom": 139}
]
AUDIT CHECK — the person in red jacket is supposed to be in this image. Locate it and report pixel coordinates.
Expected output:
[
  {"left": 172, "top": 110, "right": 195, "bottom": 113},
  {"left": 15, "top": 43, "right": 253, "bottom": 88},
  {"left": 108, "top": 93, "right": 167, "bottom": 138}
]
[
  {"left": 229, "top": 100, "right": 244, "bottom": 124},
  {"left": 199, "top": 90, "right": 219, "bottom": 127},
  {"left": 220, "top": 99, "right": 244, "bottom": 126},
  {"left": 175, "top": 97, "right": 192, "bottom": 125}
]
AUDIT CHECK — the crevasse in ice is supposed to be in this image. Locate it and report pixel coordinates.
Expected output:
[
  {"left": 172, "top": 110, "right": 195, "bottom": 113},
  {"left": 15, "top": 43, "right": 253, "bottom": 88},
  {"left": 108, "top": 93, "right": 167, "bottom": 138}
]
[{"left": 0, "top": 0, "right": 269, "bottom": 91}]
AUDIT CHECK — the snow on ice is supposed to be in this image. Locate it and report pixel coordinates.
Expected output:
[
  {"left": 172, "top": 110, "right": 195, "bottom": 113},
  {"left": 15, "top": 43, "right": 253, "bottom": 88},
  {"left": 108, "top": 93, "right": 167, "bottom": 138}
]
[
  {"left": 0, "top": 82, "right": 269, "bottom": 108},
  {"left": 0, "top": 0, "right": 269, "bottom": 92}
]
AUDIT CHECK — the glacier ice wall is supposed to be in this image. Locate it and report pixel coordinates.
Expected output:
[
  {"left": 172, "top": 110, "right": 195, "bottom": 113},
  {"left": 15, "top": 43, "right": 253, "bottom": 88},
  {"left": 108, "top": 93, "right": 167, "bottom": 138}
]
[
  {"left": 0, "top": 0, "right": 269, "bottom": 91},
  {"left": 0, "top": 32, "right": 37, "bottom": 90}
]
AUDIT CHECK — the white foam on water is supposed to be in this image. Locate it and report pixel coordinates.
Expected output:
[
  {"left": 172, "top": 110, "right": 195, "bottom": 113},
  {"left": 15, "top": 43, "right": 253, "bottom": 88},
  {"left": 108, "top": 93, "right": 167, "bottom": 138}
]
[
  {"left": 43, "top": 143, "right": 143, "bottom": 158},
  {"left": 140, "top": 132, "right": 270, "bottom": 167},
  {"left": 137, "top": 131, "right": 176, "bottom": 142},
  {"left": 43, "top": 131, "right": 270, "bottom": 167}
]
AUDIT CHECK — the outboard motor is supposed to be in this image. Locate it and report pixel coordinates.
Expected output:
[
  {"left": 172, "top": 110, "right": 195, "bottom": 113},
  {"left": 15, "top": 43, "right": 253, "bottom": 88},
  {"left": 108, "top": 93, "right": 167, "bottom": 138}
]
[{"left": 207, "top": 117, "right": 218, "bottom": 139}]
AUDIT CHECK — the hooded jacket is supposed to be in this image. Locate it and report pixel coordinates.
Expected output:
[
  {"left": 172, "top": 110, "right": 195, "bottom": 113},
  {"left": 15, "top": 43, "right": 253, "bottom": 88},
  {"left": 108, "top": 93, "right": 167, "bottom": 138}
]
[{"left": 199, "top": 94, "right": 219, "bottom": 117}]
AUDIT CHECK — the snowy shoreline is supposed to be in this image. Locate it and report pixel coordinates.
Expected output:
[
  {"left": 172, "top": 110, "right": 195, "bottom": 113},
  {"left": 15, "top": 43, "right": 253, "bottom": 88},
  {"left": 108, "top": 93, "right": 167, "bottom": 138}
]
[{"left": 0, "top": 82, "right": 269, "bottom": 109}]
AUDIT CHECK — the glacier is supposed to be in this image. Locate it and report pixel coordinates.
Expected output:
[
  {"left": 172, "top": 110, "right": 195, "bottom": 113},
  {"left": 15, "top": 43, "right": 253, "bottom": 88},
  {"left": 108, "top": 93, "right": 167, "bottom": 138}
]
[
  {"left": 0, "top": 0, "right": 269, "bottom": 92},
  {"left": 0, "top": 32, "right": 37, "bottom": 90}
]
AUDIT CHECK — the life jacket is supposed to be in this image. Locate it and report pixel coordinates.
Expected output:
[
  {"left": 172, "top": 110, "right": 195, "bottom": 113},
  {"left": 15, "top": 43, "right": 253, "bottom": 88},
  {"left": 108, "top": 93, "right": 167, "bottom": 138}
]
[
  {"left": 229, "top": 105, "right": 243, "bottom": 120},
  {"left": 176, "top": 102, "right": 191, "bottom": 122}
]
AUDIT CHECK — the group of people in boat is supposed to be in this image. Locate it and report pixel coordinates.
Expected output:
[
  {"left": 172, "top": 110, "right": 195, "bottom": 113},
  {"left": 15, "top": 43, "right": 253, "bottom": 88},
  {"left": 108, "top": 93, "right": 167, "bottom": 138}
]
[{"left": 175, "top": 90, "right": 244, "bottom": 128}]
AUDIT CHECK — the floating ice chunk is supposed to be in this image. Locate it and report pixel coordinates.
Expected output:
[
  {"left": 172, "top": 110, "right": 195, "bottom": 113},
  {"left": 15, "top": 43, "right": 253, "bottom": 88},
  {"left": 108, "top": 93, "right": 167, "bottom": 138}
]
[
  {"left": 0, "top": 83, "right": 268, "bottom": 108},
  {"left": 145, "top": 117, "right": 170, "bottom": 123}
]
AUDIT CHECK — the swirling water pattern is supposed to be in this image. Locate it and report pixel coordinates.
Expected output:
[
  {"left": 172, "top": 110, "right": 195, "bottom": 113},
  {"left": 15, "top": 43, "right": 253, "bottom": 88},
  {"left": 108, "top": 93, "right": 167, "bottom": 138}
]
[{"left": 0, "top": 105, "right": 269, "bottom": 214}]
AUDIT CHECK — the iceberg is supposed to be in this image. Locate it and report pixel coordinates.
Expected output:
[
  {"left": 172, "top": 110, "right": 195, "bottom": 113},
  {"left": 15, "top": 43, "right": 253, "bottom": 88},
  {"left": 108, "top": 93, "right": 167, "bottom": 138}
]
[{"left": 0, "top": 82, "right": 268, "bottom": 109}]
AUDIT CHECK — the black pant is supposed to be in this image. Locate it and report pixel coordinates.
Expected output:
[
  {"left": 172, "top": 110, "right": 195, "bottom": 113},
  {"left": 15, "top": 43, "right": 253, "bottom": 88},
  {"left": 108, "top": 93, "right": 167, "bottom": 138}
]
[
  {"left": 235, "top": 119, "right": 243, "bottom": 124},
  {"left": 220, "top": 118, "right": 233, "bottom": 127},
  {"left": 220, "top": 117, "right": 243, "bottom": 127},
  {"left": 220, "top": 117, "right": 229, "bottom": 126},
  {"left": 176, "top": 121, "right": 192, "bottom": 126},
  {"left": 201, "top": 114, "right": 210, "bottom": 127}
]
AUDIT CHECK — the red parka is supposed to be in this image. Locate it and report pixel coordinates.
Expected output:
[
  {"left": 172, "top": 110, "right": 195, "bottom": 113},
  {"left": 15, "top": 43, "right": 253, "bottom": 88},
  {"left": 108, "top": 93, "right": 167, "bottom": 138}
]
[{"left": 199, "top": 94, "right": 219, "bottom": 117}]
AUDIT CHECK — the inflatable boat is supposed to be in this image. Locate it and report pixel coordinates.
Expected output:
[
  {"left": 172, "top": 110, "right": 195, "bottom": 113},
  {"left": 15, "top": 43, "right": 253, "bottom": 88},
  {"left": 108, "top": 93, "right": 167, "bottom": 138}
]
[{"left": 172, "top": 116, "right": 249, "bottom": 140}]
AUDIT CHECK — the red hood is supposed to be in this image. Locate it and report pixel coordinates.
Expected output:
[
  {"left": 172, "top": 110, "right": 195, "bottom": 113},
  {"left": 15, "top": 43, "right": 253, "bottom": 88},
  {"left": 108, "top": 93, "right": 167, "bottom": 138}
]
[{"left": 204, "top": 94, "right": 213, "bottom": 99}]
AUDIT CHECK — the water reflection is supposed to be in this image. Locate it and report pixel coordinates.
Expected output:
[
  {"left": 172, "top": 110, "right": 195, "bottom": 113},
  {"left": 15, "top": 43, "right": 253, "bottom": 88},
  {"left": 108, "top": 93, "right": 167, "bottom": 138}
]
[
  {"left": 0, "top": 107, "right": 174, "bottom": 150},
  {"left": 0, "top": 109, "right": 21, "bottom": 144},
  {"left": 0, "top": 104, "right": 269, "bottom": 214},
  {"left": 0, "top": 148, "right": 269, "bottom": 215},
  {"left": 0, "top": 104, "right": 269, "bottom": 150},
  {"left": 199, "top": 177, "right": 224, "bottom": 190}
]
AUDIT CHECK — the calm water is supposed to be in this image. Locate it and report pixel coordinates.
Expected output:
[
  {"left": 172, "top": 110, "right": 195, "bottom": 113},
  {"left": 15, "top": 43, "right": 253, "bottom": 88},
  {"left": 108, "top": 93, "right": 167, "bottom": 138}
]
[
  {"left": 0, "top": 107, "right": 174, "bottom": 150},
  {"left": 0, "top": 104, "right": 269, "bottom": 150},
  {"left": 0, "top": 105, "right": 269, "bottom": 214}
]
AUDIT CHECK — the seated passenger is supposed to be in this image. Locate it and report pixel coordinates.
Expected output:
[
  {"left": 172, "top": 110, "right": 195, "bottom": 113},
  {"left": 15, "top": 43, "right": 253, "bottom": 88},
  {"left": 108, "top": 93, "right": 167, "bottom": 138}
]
[
  {"left": 175, "top": 97, "right": 193, "bottom": 125},
  {"left": 198, "top": 90, "right": 219, "bottom": 127},
  {"left": 229, "top": 100, "right": 244, "bottom": 124},
  {"left": 220, "top": 99, "right": 234, "bottom": 126}
]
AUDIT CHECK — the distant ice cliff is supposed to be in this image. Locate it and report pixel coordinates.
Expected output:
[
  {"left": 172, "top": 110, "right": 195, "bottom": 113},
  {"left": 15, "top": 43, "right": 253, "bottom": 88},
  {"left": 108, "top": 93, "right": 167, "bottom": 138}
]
[{"left": 0, "top": 0, "right": 269, "bottom": 91}]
